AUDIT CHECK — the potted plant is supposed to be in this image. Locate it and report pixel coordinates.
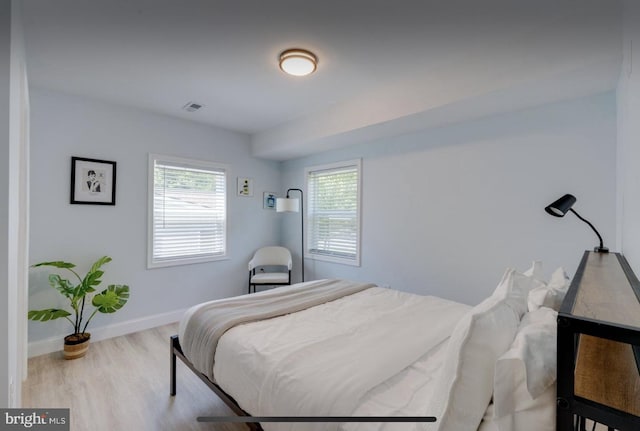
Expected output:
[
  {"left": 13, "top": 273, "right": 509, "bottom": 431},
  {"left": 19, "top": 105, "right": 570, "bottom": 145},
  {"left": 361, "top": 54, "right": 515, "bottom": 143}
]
[{"left": 28, "top": 256, "right": 130, "bottom": 359}]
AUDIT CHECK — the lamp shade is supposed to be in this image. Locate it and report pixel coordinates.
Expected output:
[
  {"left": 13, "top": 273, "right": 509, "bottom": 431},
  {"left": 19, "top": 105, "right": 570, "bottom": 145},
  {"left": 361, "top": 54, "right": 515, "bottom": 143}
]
[
  {"left": 276, "top": 197, "right": 299, "bottom": 213},
  {"left": 545, "top": 194, "right": 576, "bottom": 217}
]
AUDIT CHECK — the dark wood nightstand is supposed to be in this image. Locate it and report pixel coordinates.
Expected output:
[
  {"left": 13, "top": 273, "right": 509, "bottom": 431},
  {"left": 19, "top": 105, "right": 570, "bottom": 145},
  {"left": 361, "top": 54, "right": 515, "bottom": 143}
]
[{"left": 556, "top": 251, "right": 640, "bottom": 431}]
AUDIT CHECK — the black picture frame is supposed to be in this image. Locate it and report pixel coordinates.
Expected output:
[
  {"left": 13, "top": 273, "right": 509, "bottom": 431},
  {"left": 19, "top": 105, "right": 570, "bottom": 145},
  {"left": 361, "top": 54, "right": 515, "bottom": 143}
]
[{"left": 70, "top": 157, "right": 117, "bottom": 205}]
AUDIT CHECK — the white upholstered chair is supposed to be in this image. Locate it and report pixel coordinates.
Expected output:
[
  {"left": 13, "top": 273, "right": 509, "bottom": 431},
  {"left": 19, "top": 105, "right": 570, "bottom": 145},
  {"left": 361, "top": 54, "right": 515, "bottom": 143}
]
[{"left": 248, "top": 246, "right": 292, "bottom": 293}]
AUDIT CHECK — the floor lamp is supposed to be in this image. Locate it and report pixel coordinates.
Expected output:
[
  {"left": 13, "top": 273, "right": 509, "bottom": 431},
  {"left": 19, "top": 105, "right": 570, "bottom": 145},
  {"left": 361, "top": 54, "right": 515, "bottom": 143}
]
[{"left": 276, "top": 188, "right": 304, "bottom": 282}]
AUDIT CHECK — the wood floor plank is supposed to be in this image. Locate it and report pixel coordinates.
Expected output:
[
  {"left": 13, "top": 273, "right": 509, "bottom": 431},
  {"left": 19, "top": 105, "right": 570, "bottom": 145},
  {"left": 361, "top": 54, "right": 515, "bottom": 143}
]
[{"left": 22, "top": 323, "right": 248, "bottom": 431}]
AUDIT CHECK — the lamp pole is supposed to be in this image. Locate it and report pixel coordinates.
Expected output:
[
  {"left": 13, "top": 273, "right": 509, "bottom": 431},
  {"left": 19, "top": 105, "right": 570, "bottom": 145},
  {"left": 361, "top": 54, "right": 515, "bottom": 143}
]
[
  {"left": 286, "top": 188, "right": 304, "bottom": 282},
  {"left": 568, "top": 208, "right": 608, "bottom": 253}
]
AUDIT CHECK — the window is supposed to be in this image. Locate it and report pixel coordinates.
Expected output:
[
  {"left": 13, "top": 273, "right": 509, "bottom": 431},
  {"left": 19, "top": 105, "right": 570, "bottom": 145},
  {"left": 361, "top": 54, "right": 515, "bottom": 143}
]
[
  {"left": 148, "top": 154, "right": 228, "bottom": 268},
  {"left": 306, "top": 159, "right": 361, "bottom": 266}
]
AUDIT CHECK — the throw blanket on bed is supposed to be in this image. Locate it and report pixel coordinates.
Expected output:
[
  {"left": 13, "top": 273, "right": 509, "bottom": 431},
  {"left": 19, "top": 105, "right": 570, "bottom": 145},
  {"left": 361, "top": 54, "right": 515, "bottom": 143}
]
[{"left": 179, "top": 279, "right": 375, "bottom": 382}]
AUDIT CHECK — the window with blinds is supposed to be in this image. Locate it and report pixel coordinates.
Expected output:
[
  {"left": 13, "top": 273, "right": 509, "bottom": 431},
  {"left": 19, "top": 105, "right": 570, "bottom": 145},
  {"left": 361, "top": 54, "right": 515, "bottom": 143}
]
[
  {"left": 306, "top": 159, "right": 361, "bottom": 266},
  {"left": 148, "top": 154, "right": 228, "bottom": 268}
]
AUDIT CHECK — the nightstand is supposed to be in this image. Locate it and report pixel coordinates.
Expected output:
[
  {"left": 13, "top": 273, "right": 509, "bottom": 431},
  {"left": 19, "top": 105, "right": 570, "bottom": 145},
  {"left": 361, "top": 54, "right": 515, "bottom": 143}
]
[{"left": 556, "top": 251, "right": 640, "bottom": 431}]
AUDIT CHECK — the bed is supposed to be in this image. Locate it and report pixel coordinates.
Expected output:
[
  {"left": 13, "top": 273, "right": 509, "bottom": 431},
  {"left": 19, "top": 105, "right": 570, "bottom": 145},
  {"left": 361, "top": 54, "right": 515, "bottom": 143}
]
[{"left": 171, "top": 266, "right": 561, "bottom": 431}]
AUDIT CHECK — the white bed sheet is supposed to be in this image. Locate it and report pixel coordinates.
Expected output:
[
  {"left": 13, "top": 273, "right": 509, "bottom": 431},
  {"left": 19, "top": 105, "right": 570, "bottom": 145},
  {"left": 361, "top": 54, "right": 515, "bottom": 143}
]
[{"left": 212, "top": 286, "right": 471, "bottom": 431}]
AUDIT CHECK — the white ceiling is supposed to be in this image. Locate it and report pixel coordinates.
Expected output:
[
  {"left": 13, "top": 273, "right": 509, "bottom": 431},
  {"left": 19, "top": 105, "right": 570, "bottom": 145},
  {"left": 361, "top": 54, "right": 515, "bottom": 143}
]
[{"left": 21, "top": 0, "right": 622, "bottom": 160}]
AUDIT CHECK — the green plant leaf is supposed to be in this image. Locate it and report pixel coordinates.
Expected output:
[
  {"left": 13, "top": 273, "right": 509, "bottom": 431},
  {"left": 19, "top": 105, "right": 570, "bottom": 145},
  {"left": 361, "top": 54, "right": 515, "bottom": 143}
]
[
  {"left": 48, "top": 274, "right": 75, "bottom": 299},
  {"left": 79, "top": 256, "right": 111, "bottom": 295},
  {"left": 73, "top": 282, "right": 95, "bottom": 300},
  {"left": 89, "top": 256, "right": 112, "bottom": 274},
  {"left": 92, "top": 284, "right": 129, "bottom": 313},
  {"left": 84, "top": 270, "right": 104, "bottom": 288},
  {"left": 32, "top": 261, "right": 76, "bottom": 269},
  {"left": 28, "top": 309, "right": 72, "bottom": 322}
]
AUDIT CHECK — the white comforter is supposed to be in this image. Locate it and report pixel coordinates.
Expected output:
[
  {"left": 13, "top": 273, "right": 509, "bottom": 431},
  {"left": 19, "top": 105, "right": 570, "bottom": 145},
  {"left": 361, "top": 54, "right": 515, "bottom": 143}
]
[
  {"left": 179, "top": 279, "right": 373, "bottom": 382},
  {"left": 213, "top": 286, "right": 471, "bottom": 431},
  {"left": 342, "top": 337, "right": 451, "bottom": 431}
]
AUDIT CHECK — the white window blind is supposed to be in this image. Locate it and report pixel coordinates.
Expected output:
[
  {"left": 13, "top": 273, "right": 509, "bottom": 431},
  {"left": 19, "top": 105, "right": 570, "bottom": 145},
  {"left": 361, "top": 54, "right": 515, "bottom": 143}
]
[
  {"left": 306, "top": 160, "right": 361, "bottom": 265},
  {"left": 148, "top": 155, "right": 227, "bottom": 268}
]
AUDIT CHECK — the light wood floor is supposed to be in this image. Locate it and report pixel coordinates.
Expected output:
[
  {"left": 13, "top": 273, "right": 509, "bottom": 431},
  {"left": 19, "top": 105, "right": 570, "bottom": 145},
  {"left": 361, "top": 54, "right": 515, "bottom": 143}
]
[
  {"left": 22, "top": 323, "right": 615, "bottom": 431},
  {"left": 22, "top": 323, "right": 248, "bottom": 431}
]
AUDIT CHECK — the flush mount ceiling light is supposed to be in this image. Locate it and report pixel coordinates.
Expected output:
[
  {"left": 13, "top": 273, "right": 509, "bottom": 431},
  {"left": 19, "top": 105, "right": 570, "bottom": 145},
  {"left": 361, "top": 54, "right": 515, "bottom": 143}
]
[{"left": 279, "top": 49, "right": 318, "bottom": 77}]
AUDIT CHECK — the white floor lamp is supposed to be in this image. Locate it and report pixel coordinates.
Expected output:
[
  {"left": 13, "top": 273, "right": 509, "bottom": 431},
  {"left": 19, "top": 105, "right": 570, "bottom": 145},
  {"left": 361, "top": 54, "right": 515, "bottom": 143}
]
[{"left": 276, "top": 188, "right": 304, "bottom": 282}]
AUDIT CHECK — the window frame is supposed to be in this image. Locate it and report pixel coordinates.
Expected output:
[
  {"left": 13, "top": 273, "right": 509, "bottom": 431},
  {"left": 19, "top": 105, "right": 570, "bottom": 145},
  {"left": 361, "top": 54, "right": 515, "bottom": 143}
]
[
  {"left": 147, "top": 153, "right": 229, "bottom": 269},
  {"left": 305, "top": 159, "right": 362, "bottom": 267}
]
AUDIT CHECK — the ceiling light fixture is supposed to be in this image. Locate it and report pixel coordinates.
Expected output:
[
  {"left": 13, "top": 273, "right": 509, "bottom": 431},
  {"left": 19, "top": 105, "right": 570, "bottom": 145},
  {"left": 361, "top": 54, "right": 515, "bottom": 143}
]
[{"left": 279, "top": 49, "right": 318, "bottom": 77}]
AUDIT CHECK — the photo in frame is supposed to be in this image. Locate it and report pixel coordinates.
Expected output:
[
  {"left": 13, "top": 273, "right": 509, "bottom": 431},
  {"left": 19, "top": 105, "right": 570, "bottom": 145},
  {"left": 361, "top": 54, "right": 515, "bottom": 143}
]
[
  {"left": 263, "top": 192, "right": 277, "bottom": 209},
  {"left": 70, "top": 156, "right": 117, "bottom": 205},
  {"left": 237, "top": 177, "right": 253, "bottom": 197}
]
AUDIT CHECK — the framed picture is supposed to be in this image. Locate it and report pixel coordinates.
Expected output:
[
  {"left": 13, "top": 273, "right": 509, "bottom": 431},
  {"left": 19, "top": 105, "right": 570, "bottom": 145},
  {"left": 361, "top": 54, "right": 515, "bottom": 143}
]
[
  {"left": 70, "top": 157, "right": 117, "bottom": 205},
  {"left": 237, "top": 177, "right": 253, "bottom": 197},
  {"left": 263, "top": 192, "right": 277, "bottom": 210}
]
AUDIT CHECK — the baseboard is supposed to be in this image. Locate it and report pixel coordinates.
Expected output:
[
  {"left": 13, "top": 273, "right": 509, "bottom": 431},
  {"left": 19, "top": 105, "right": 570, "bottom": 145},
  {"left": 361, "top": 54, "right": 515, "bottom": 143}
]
[{"left": 28, "top": 308, "right": 187, "bottom": 358}]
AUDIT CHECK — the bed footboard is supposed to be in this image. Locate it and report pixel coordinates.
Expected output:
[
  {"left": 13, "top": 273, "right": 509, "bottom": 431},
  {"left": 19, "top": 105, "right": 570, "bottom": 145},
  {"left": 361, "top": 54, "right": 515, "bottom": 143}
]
[{"left": 170, "top": 335, "right": 263, "bottom": 431}]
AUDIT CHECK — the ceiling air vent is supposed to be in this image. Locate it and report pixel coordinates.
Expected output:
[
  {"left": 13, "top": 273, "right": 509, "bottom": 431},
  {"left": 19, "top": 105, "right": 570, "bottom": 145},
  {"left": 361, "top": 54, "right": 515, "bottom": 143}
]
[{"left": 182, "top": 102, "right": 204, "bottom": 112}]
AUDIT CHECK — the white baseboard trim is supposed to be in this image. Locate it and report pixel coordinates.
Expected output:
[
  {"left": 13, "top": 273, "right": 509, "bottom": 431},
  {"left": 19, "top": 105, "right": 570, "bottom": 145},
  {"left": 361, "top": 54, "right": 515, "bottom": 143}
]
[{"left": 28, "top": 308, "right": 187, "bottom": 358}]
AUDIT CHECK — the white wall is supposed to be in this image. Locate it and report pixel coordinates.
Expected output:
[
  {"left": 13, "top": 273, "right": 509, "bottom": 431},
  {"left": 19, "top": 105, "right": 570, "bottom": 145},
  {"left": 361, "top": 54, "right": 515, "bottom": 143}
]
[
  {"left": 617, "top": 0, "right": 640, "bottom": 275},
  {"left": 28, "top": 88, "right": 281, "bottom": 352},
  {"left": 0, "top": 0, "right": 11, "bottom": 408},
  {"left": 281, "top": 93, "right": 618, "bottom": 305},
  {"left": 2, "top": 0, "right": 29, "bottom": 407}
]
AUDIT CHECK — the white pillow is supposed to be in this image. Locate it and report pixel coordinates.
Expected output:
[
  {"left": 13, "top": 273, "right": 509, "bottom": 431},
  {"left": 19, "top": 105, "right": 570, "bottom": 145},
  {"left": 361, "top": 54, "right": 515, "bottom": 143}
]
[
  {"left": 528, "top": 267, "right": 570, "bottom": 312},
  {"left": 427, "top": 275, "right": 521, "bottom": 431},
  {"left": 523, "top": 260, "right": 545, "bottom": 282},
  {"left": 493, "top": 268, "right": 545, "bottom": 319},
  {"left": 493, "top": 307, "right": 558, "bottom": 431}
]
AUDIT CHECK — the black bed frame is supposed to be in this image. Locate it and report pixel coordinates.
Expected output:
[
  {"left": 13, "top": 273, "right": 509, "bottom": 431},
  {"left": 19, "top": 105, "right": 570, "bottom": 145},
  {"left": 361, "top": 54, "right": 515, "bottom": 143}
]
[{"left": 170, "top": 335, "right": 264, "bottom": 431}]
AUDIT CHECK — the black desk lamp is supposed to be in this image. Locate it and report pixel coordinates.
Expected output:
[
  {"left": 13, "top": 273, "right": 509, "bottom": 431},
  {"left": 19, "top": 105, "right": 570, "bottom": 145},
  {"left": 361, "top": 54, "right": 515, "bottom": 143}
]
[{"left": 544, "top": 194, "right": 608, "bottom": 253}]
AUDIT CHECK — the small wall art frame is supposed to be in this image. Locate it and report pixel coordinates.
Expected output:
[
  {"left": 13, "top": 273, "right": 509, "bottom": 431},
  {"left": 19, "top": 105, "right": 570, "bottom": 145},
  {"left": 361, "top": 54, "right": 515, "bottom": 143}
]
[
  {"left": 263, "top": 192, "right": 277, "bottom": 209},
  {"left": 237, "top": 177, "right": 253, "bottom": 197},
  {"left": 70, "top": 156, "right": 117, "bottom": 205}
]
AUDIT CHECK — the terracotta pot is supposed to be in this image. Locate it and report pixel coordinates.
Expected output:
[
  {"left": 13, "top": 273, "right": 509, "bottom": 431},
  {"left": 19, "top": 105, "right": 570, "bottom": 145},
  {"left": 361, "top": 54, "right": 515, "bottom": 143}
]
[{"left": 63, "top": 333, "right": 91, "bottom": 360}]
